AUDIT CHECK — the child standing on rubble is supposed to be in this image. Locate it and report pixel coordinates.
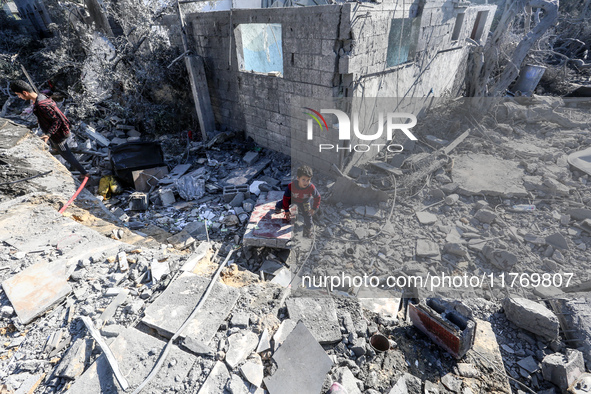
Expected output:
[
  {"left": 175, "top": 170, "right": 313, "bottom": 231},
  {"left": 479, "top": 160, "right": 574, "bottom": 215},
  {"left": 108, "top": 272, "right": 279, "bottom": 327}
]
[
  {"left": 275, "top": 165, "right": 321, "bottom": 238},
  {"left": 10, "top": 80, "right": 89, "bottom": 180}
]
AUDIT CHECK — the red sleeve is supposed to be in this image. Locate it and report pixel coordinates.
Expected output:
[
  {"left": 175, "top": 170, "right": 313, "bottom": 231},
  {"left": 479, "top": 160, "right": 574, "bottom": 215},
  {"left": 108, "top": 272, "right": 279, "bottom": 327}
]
[{"left": 282, "top": 184, "right": 291, "bottom": 211}]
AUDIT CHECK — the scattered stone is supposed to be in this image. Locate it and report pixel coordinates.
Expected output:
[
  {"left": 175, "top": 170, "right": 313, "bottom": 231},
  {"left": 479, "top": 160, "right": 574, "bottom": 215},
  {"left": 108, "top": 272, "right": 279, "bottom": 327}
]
[
  {"left": 243, "top": 151, "right": 259, "bottom": 165},
  {"left": 542, "top": 349, "right": 585, "bottom": 392},
  {"left": 416, "top": 211, "right": 437, "bottom": 225},
  {"left": 474, "top": 209, "right": 497, "bottom": 224},
  {"left": 225, "top": 331, "right": 259, "bottom": 369},
  {"left": 545, "top": 232, "right": 569, "bottom": 250},
  {"left": 199, "top": 361, "right": 230, "bottom": 394},
  {"left": 517, "top": 356, "right": 540, "bottom": 374},
  {"left": 55, "top": 338, "right": 92, "bottom": 379},
  {"left": 273, "top": 319, "right": 297, "bottom": 351},
  {"left": 416, "top": 239, "right": 440, "bottom": 258},
  {"left": 482, "top": 246, "right": 518, "bottom": 270},
  {"left": 240, "top": 355, "right": 264, "bottom": 387},
  {"left": 335, "top": 367, "right": 362, "bottom": 394},
  {"left": 231, "top": 312, "right": 250, "bottom": 329},
  {"left": 389, "top": 372, "right": 422, "bottom": 394},
  {"left": 445, "top": 194, "right": 459, "bottom": 205},
  {"left": 441, "top": 373, "right": 463, "bottom": 393}
]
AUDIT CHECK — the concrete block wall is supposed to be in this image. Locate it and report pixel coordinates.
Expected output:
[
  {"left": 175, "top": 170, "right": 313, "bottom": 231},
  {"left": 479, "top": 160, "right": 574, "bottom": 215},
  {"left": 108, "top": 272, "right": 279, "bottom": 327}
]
[
  {"left": 183, "top": 0, "right": 495, "bottom": 174},
  {"left": 185, "top": 5, "right": 350, "bottom": 173}
]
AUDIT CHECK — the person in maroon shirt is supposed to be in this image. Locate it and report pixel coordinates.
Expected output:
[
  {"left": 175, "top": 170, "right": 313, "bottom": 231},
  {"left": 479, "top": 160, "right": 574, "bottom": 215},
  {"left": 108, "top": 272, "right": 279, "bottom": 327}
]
[
  {"left": 275, "top": 165, "right": 321, "bottom": 237},
  {"left": 10, "top": 80, "right": 88, "bottom": 179}
]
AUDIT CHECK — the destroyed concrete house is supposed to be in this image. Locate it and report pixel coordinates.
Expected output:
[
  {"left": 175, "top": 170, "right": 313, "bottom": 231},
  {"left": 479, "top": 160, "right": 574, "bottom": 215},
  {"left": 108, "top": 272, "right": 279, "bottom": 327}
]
[{"left": 184, "top": 0, "right": 495, "bottom": 172}]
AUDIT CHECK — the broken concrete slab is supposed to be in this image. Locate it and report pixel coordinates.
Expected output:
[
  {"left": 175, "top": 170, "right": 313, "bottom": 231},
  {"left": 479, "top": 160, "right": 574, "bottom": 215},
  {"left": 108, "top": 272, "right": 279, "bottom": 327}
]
[
  {"left": 0, "top": 119, "right": 30, "bottom": 149},
  {"left": 264, "top": 322, "right": 332, "bottom": 394},
  {"left": 329, "top": 176, "right": 389, "bottom": 205},
  {"left": 243, "top": 191, "right": 291, "bottom": 249},
  {"left": 222, "top": 159, "right": 270, "bottom": 187},
  {"left": 452, "top": 154, "right": 528, "bottom": 197},
  {"left": 285, "top": 297, "right": 341, "bottom": 344},
  {"left": 197, "top": 362, "right": 230, "bottom": 393},
  {"left": 142, "top": 272, "right": 240, "bottom": 344},
  {"left": 474, "top": 209, "right": 497, "bottom": 224},
  {"left": 2, "top": 261, "right": 72, "bottom": 325},
  {"left": 67, "top": 327, "right": 197, "bottom": 394},
  {"left": 225, "top": 331, "right": 259, "bottom": 369},
  {"left": 466, "top": 319, "right": 511, "bottom": 393},
  {"left": 542, "top": 349, "right": 586, "bottom": 392},
  {"left": 503, "top": 297, "right": 559, "bottom": 340},
  {"left": 158, "top": 163, "right": 192, "bottom": 186}
]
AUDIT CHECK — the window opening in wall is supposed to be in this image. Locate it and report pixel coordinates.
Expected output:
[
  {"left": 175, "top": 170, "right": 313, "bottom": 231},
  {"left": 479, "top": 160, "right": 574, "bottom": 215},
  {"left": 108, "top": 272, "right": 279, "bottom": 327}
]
[
  {"left": 386, "top": 17, "right": 421, "bottom": 67},
  {"left": 235, "top": 23, "right": 283, "bottom": 76},
  {"left": 470, "top": 11, "right": 489, "bottom": 42},
  {"left": 451, "top": 13, "right": 464, "bottom": 41}
]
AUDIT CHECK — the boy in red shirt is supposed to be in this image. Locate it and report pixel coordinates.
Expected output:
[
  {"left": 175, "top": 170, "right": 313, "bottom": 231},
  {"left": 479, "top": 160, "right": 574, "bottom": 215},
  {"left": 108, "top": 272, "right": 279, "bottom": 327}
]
[{"left": 275, "top": 165, "right": 321, "bottom": 238}]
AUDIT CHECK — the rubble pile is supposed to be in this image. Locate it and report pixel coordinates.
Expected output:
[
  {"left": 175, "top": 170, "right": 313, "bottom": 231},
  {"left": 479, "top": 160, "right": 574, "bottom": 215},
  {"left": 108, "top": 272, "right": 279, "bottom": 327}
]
[{"left": 0, "top": 96, "right": 590, "bottom": 394}]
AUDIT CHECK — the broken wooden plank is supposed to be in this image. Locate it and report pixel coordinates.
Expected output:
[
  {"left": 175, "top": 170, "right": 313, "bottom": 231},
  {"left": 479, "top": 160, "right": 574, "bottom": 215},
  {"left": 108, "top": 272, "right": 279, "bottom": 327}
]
[
  {"left": 99, "top": 288, "right": 129, "bottom": 324},
  {"left": 185, "top": 55, "right": 215, "bottom": 141},
  {"left": 78, "top": 122, "right": 110, "bottom": 147},
  {"left": 443, "top": 129, "right": 470, "bottom": 154},
  {"left": 54, "top": 337, "right": 92, "bottom": 379},
  {"left": 81, "top": 316, "right": 129, "bottom": 390}
]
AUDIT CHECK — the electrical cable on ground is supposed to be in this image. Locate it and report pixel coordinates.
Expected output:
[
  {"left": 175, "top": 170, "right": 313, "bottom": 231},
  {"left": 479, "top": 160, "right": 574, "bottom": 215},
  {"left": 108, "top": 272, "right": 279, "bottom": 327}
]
[{"left": 0, "top": 170, "right": 52, "bottom": 187}]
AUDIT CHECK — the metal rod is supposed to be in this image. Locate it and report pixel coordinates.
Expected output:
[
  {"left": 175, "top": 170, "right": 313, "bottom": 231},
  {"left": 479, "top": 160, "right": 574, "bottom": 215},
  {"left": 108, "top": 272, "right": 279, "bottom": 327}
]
[{"left": 132, "top": 248, "right": 234, "bottom": 394}]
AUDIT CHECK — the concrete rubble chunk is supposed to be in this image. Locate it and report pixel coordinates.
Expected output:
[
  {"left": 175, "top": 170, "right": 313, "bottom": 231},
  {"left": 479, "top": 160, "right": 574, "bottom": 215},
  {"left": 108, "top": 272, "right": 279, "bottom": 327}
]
[
  {"left": 542, "top": 349, "right": 585, "bottom": 392},
  {"left": 2, "top": 261, "right": 72, "bottom": 325},
  {"left": 474, "top": 209, "right": 497, "bottom": 224},
  {"left": 225, "top": 331, "right": 259, "bottom": 369},
  {"left": 416, "top": 211, "right": 437, "bottom": 225},
  {"left": 198, "top": 361, "right": 230, "bottom": 394},
  {"left": 441, "top": 373, "right": 462, "bottom": 393},
  {"left": 388, "top": 372, "right": 422, "bottom": 394},
  {"left": 150, "top": 259, "right": 170, "bottom": 282},
  {"left": 545, "top": 232, "right": 569, "bottom": 250},
  {"left": 285, "top": 297, "right": 341, "bottom": 344},
  {"left": 503, "top": 297, "right": 559, "bottom": 340},
  {"left": 243, "top": 151, "right": 259, "bottom": 165},
  {"left": 264, "top": 322, "right": 333, "bottom": 394},
  {"left": 482, "top": 245, "right": 518, "bottom": 270},
  {"left": 240, "top": 354, "right": 264, "bottom": 387},
  {"left": 55, "top": 338, "right": 92, "bottom": 379},
  {"left": 416, "top": 239, "right": 440, "bottom": 258},
  {"left": 335, "top": 367, "right": 362, "bottom": 394},
  {"left": 457, "top": 363, "right": 479, "bottom": 378}
]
